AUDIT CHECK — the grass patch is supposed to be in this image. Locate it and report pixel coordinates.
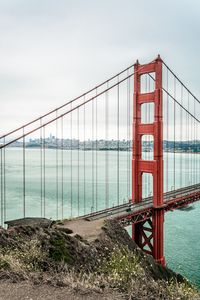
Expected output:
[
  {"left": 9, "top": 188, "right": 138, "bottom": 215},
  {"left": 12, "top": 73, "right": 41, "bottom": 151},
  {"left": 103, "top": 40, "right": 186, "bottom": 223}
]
[
  {"left": 0, "top": 239, "right": 46, "bottom": 275},
  {"left": 101, "top": 246, "right": 144, "bottom": 291},
  {"left": 166, "top": 279, "right": 199, "bottom": 300}
]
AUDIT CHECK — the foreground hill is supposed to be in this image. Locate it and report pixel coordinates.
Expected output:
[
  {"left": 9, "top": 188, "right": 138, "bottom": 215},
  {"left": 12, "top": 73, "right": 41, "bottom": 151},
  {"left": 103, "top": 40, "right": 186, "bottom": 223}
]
[{"left": 0, "top": 218, "right": 199, "bottom": 300}]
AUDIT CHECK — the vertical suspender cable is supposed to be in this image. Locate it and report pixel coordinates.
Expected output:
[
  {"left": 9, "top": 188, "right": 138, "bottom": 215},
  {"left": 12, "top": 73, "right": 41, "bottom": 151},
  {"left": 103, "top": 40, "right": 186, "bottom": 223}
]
[
  {"left": 192, "top": 99, "right": 195, "bottom": 184},
  {"left": 3, "top": 137, "right": 6, "bottom": 223},
  {"left": 180, "top": 85, "right": 183, "bottom": 191},
  {"left": 40, "top": 118, "right": 43, "bottom": 217},
  {"left": 105, "top": 81, "right": 109, "bottom": 209},
  {"left": 56, "top": 110, "right": 58, "bottom": 219},
  {"left": 166, "top": 68, "right": 169, "bottom": 192},
  {"left": 193, "top": 98, "right": 196, "bottom": 184},
  {"left": 1, "top": 149, "right": 3, "bottom": 226},
  {"left": 145, "top": 76, "right": 148, "bottom": 195},
  {"left": 143, "top": 76, "right": 147, "bottom": 194},
  {"left": 127, "top": 70, "right": 130, "bottom": 201},
  {"left": 189, "top": 96, "right": 191, "bottom": 185},
  {"left": 128, "top": 74, "right": 131, "bottom": 199},
  {"left": 92, "top": 94, "right": 94, "bottom": 211},
  {"left": 191, "top": 100, "right": 193, "bottom": 184},
  {"left": 149, "top": 75, "right": 151, "bottom": 193},
  {"left": 194, "top": 98, "right": 197, "bottom": 184},
  {"left": 95, "top": 89, "right": 98, "bottom": 211},
  {"left": 173, "top": 77, "right": 176, "bottom": 193},
  {"left": 187, "top": 93, "right": 190, "bottom": 186},
  {"left": 70, "top": 103, "right": 73, "bottom": 217},
  {"left": 23, "top": 127, "right": 26, "bottom": 218},
  {"left": 185, "top": 100, "right": 187, "bottom": 187},
  {"left": 190, "top": 110, "right": 192, "bottom": 184},
  {"left": 83, "top": 97, "right": 86, "bottom": 214},
  {"left": 197, "top": 121, "right": 199, "bottom": 183},
  {"left": 61, "top": 116, "right": 64, "bottom": 219},
  {"left": 189, "top": 112, "right": 191, "bottom": 184},
  {"left": 77, "top": 107, "right": 80, "bottom": 216},
  {"left": 148, "top": 75, "right": 150, "bottom": 195},
  {"left": 191, "top": 102, "right": 193, "bottom": 184},
  {"left": 43, "top": 126, "right": 46, "bottom": 218},
  {"left": 117, "top": 76, "right": 120, "bottom": 206},
  {"left": 190, "top": 101, "right": 192, "bottom": 184}
]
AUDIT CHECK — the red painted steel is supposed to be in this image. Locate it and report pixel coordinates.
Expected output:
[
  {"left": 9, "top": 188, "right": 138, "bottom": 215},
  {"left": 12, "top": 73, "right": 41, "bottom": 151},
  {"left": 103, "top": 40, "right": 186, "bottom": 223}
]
[
  {"left": 117, "top": 190, "right": 200, "bottom": 226},
  {"left": 132, "top": 55, "right": 165, "bottom": 266}
]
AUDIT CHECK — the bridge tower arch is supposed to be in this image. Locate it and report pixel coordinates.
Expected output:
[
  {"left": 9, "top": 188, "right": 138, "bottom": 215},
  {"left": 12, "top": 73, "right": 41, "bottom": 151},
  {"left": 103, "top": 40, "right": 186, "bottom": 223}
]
[{"left": 132, "top": 55, "right": 165, "bottom": 266}]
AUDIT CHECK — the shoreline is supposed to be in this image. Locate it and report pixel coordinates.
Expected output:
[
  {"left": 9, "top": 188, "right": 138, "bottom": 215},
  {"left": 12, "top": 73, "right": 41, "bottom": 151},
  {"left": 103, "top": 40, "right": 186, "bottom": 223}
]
[{"left": 4, "top": 145, "right": 200, "bottom": 154}]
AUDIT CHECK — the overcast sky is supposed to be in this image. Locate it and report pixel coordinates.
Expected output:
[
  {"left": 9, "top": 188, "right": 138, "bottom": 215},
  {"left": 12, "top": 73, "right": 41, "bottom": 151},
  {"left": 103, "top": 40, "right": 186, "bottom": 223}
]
[{"left": 1, "top": 0, "right": 200, "bottom": 138}]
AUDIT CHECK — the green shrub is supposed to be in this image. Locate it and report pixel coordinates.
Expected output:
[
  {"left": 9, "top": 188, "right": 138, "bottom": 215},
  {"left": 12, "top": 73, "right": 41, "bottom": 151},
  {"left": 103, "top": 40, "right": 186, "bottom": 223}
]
[
  {"left": 49, "top": 235, "right": 73, "bottom": 264},
  {"left": 101, "top": 246, "right": 144, "bottom": 290}
]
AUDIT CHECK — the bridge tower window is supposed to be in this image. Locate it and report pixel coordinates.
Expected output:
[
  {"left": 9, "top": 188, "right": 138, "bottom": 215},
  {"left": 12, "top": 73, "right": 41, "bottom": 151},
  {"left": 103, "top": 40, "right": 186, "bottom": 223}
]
[
  {"left": 142, "top": 135, "right": 154, "bottom": 160},
  {"left": 142, "top": 173, "right": 153, "bottom": 199},
  {"left": 140, "top": 73, "right": 155, "bottom": 94},
  {"left": 141, "top": 103, "right": 154, "bottom": 124}
]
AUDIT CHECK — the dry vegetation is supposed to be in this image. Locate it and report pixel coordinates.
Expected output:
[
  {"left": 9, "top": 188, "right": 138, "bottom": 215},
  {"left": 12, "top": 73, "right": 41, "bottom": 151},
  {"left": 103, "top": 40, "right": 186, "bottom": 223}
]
[{"left": 0, "top": 220, "right": 199, "bottom": 300}]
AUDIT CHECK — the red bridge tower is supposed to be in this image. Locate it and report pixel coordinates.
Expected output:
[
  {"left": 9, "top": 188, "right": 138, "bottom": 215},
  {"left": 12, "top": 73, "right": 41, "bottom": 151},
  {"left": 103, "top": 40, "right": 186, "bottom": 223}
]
[{"left": 132, "top": 55, "right": 165, "bottom": 266}]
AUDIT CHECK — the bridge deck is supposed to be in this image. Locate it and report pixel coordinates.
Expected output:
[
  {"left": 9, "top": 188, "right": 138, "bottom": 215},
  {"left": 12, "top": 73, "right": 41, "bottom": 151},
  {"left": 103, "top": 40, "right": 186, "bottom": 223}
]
[{"left": 84, "top": 183, "right": 200, "bottom": 225}]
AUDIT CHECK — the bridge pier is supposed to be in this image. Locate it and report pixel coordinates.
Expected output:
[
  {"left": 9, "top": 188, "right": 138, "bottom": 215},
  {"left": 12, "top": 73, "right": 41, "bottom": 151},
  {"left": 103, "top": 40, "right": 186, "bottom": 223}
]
[
  {"left": 132, "top": 55, "right": 165, "bottom": 266},
  {"left": 152, "top": 209, "right": 165, "bottom": 265}
]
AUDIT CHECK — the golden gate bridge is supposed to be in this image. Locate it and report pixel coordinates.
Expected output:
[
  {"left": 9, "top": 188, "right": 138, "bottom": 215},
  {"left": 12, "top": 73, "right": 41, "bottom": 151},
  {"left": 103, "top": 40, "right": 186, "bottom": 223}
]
[{"left": 1, "top": 55, "right": 200, "bottom": 266}]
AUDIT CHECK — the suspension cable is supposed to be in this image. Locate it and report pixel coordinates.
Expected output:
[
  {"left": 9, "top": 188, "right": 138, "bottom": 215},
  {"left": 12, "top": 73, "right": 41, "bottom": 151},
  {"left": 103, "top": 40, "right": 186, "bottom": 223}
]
[
  {"left": 163, "top": 61, "right": 200, "bottom": 106},
  {"left": 148, "top": 73, "right": 200, "bottom": 124}
]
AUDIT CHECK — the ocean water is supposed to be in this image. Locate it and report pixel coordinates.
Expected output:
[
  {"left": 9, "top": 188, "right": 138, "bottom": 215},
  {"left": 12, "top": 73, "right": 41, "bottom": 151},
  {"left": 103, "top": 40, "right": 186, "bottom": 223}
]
[{"left": 1, "top": 148, "right": 200, "bottom": 287}]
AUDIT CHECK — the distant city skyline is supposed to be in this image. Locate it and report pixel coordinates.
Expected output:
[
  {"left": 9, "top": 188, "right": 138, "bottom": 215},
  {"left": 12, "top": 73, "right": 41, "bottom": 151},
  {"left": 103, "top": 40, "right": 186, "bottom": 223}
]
[{"left": 3, "top": 134, "right": 199, "bottom": 153}]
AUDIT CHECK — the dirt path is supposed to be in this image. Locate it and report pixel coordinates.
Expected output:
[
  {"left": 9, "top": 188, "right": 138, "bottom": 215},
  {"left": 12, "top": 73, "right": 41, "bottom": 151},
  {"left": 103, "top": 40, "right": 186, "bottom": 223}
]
[
  {"left": 59, "top": 218, "right": 105, "bottom": 242},
  {"left": 0, "top": 281, "right": 123, "bottom": 300}
]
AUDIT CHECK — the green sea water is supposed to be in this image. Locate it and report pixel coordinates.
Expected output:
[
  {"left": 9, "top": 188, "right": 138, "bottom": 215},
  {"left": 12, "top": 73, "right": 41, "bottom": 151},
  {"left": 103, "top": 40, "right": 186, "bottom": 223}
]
[{"left": 1, "top": 148, "right": 200, "bottom": 287}]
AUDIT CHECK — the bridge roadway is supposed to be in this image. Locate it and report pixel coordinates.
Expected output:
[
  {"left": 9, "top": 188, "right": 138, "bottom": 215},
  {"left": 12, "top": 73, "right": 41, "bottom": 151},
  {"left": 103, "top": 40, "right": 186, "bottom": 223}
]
[{"left": 84, "top": 183, "right": 200, "bottom": 226}]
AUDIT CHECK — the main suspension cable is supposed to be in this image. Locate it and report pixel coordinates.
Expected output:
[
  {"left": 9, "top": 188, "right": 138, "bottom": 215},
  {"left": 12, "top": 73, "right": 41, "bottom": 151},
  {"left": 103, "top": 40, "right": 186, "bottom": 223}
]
[{"left": 148, "top": 73, "right": 200, "bottom": 124}]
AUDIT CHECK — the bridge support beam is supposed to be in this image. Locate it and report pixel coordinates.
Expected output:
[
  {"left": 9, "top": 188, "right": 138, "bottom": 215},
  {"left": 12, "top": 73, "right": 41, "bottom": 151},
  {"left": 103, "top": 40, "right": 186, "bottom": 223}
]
[{"left": 132, "top": 55, "right": 165, "bottom": 266}]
